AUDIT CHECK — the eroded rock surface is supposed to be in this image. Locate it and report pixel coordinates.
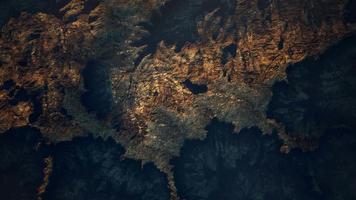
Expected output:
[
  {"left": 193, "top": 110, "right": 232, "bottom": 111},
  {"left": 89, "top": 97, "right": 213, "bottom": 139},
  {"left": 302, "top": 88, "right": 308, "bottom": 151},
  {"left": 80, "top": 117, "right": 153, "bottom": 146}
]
[
  {"left": 1, "top": 0, "right": 356, "bottom": 199},
  {"left": 111, "top": 0, "right": 356, "bottom": 174}
]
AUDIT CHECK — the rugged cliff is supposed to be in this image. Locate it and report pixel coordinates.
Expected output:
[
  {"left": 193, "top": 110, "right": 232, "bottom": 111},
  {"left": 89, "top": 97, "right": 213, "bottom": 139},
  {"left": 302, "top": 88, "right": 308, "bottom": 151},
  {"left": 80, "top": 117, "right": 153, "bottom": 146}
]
[{"left": 0, "top": 0, "right": 356, "bottom": 199}]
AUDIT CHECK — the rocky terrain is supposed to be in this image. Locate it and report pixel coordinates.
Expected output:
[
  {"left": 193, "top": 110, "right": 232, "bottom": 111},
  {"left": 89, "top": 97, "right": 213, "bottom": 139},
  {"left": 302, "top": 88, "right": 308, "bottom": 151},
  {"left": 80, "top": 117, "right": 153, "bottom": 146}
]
[{"left": 0, "top": 0, "right": 356, "bottom": 199}]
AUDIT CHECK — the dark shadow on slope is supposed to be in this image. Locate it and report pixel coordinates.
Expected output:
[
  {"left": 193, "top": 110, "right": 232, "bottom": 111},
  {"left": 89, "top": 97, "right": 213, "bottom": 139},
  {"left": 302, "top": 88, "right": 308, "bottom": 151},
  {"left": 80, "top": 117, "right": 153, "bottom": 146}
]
[
  {"left": 182, "top": 79, "right": 208, "bottom": 94},
  {"left": 267, "top": 35, "right": 356, "bottom": 139},
  {"left": 0, "top": 79, "right": 15, "bottom": 90},
  {"left": 0, "top": 127, "right": 45, "bottom": 200},
  {"left": 0, "top": 0, "right": 72, "bottom": 27},
  {"left": 132, "top": 0, "right": 236, "bottom": 65},
  {"left": 0, "top": 0, "right": 101, "bottom": 27},
  {"left": 257, "top": 0, "right": 271, "bottom": 11},
  {"left": 221, "top": 43, "right": 237, "bottom": 65},
  {"left": 83, "top": 0, "right": 101, "bottom": 14},
  {"left": 44, "top": 136, "right": 170, "bottom": 200},
  {"left": 81, "top": 60, "right": 113, "bottom": 120}
]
